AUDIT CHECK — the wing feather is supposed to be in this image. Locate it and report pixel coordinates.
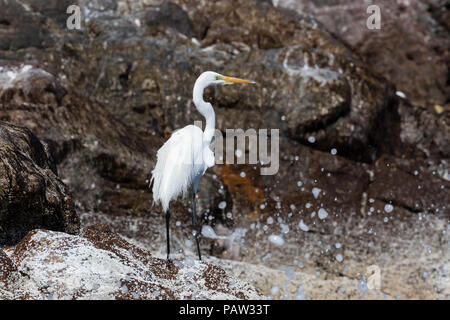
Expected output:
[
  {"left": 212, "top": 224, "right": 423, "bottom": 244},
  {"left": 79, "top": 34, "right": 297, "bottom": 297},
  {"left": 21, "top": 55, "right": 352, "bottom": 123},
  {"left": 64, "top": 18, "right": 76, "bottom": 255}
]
[{"left": 150, "top": 125, "right": 206, "bottom": 212}]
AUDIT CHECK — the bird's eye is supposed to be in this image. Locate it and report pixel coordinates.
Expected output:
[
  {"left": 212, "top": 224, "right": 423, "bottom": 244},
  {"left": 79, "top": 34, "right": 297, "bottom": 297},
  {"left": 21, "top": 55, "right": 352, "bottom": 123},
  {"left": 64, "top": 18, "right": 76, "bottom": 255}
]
[{"left": 215, "top": 75, "right": 220, "bottom": 80}]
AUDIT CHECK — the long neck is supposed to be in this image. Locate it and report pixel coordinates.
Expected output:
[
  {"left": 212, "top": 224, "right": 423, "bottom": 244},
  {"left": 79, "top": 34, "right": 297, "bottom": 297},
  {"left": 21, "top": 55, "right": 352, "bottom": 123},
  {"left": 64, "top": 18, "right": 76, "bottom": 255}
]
[{"left": 193, "top": 79, "right": 215, "bottom": 144}]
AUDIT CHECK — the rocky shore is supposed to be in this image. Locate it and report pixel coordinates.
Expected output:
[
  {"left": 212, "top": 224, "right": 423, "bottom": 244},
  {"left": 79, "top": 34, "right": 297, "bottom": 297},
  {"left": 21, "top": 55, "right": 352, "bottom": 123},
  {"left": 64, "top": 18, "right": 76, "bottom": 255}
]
[{"left": 0, "top": 0, "right": 448, "bottom": 299}]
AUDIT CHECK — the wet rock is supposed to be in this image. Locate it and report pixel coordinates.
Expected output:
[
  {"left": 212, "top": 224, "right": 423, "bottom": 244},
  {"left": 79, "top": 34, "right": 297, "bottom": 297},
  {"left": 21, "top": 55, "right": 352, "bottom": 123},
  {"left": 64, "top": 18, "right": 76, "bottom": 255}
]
[
  {"left": 0, "top": 121, "right": 79, "bottom": 245},
  {"left": 0, "top": 0, "right": 447, "bottom": 300},
  {"left": 0, "top": 0, "right": 398, "bottom": 163},
  {"left": 0, "top": 62, "right": 158, "bottom": 214},
  {"left": 367, "top": 155, "right": 450, "bottom": 214},
  {"left": 273, "top": 0, "right": 450, "bottom": 160},
  {"left": 275, "top": 0, "right": 450, "bottom": 108},
  {"left": 210, "top": 138, "right": 371, "bottom": 234},
  {"left": 195, "top": 138, "right": 449, "bottom": 299},
  {"left": 0, "top": 227, "right": 260, "bottom": 299},
  {"left": 145, "top": 1, "right": 194, "bottom": 37}
]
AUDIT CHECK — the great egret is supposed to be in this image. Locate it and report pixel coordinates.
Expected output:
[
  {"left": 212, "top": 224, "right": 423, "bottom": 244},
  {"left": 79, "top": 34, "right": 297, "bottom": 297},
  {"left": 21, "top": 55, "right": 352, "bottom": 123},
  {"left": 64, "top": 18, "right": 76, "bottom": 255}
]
[{"left": 150, "top": 71, "right": 255, "bottom": 261}]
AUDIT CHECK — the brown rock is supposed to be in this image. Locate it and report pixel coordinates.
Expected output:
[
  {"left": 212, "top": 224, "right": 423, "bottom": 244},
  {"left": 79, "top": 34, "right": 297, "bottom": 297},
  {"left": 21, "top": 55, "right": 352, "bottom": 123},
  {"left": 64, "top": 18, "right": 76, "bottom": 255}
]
[
  {"left": 0, "top": 249, "right": 16, "bottom": 284},
  {"left": 0, "top": 121, "right": 79, "bottom": 245},
  {"left": 0, "top": 63, "right": 158, "bottom": 214},
  {"left": 276, "top": 0, "right": 450, "bottom": 108},
  {"left": 0, "top": 0, "right": 399, "bottom": 163},
  {"left": 0, "top": 0, "right": 447, "bottom": 300}
]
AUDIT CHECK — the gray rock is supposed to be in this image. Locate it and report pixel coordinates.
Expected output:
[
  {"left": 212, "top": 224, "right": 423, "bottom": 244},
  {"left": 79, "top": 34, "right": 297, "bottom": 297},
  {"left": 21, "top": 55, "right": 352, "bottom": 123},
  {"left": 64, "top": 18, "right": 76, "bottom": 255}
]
[{"left": 0, "top": 227, "right": 260, "bottom": 299}]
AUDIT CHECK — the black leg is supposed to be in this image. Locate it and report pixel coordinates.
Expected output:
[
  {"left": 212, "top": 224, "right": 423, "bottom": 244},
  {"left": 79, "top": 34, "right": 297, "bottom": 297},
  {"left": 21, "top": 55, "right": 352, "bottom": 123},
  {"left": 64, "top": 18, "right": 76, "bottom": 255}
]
[
  {"left": 193, "top": 193, "right": 202, "bottom": 261},
  {"left": 165, "top": 210, "right": 171, "bottom": 261}
]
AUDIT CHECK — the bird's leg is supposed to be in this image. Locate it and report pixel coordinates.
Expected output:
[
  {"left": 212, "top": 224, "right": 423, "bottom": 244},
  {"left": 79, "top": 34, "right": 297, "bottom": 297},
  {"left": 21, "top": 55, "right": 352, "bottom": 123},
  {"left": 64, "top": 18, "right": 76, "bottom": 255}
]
[
  {"left": 165, "top": 210, "right": 172, "bottom": 262},
  {"left": 192, "top": 192, "right": 202, "bottom": 261}
]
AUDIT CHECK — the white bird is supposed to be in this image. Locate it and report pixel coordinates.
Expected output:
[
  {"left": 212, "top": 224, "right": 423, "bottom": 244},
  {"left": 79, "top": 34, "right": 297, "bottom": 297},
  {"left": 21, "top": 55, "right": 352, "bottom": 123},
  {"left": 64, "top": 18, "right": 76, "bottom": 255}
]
[{"left": 150, "top": 71, "right": 255, "bottom": 261}]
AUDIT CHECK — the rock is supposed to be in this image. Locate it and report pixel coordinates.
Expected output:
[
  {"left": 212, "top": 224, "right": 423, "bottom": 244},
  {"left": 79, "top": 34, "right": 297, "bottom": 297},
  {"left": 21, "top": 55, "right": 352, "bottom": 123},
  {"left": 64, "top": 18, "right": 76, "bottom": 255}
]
[
  {"left": 79, "top": 136, "right": 449, "bottom": 299},
  {"left": 0, "top": 61, "right": 67, "bottom": 106},
  {"left": 0, "top": 0, "right": 49, "bottom": 51},
  {"left": 397, "top": 98, "right": 450, "bottom": 160},
  {"left": 144, "top": 1, "right": 194, "bottom": 37},
  {"left": 0, "top": 0, "right": 448, "bottom": 300},
  {"left": 0, "top": 121, "right": 79, "bottom": 245},
  {"left": 273, "top": 0, "right": 450, "bottom": 160},
  {"left": 0, "top": 249, "right": 16, "bottom": 285},
  {"left": 367, "top": 155, "right": 449, "bottom": 214},
  {"left": 0, "top": 62, "right": 158, "bottom": 215},
  {"left": 0, "top": 227, "right": 261, "bottom": 299},
  {"left": 203, "top": 141, "right": 450, "bottom": 299},
  {"left": 0, "top": 0, "right": 398, "bottom": 163},
  {"left": 208, "top": 256, "right": 389, "bottom": 300},
  {"left": 275, "top": 0, "right": 450, "bottom": 108}
]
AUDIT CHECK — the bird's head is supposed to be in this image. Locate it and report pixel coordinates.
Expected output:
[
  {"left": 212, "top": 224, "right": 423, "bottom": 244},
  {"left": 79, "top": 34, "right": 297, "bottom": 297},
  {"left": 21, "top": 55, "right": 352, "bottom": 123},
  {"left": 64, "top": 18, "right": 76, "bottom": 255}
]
[{"left": 199, "top": 71, "right": 256, "bottom": 87}]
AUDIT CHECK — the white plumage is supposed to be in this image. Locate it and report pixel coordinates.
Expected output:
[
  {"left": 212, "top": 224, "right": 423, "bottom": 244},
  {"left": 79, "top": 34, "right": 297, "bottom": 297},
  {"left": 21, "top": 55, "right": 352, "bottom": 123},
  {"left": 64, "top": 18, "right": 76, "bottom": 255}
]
[
  {"left": 149, "top": 71, "right": 255, "bottom": 261},
  {"left": 150, "top": 125, "right": 214, "bottom": 212}
]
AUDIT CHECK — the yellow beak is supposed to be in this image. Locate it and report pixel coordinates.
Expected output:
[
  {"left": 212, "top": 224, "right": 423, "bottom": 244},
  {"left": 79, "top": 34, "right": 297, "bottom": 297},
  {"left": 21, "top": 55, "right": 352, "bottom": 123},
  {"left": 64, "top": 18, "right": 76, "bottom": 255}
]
[{"left": 221, "top": 75, "right": 256, "bottom": 84}]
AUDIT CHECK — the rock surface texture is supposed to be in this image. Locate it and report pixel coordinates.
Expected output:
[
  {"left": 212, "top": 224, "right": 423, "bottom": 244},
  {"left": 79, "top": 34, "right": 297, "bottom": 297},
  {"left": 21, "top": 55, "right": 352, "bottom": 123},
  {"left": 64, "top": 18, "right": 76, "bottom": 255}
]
[
  {"left": 0, "top": 227, "right": 259, "bottom": 299},
  {"left": 0, "top": 0, "right": 448, "bottom": 299},
  {"left": 0, "top": 121, "right": 79, "bottom": 245}
]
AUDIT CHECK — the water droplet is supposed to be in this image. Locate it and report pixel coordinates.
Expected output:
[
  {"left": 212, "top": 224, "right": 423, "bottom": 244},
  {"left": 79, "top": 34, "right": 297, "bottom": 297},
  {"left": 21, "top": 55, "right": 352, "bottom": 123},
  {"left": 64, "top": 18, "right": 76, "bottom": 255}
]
[
  {"left": 318, "top": 208, "right": 328, "bottom": 219},
  {"left": 312, "top": 188, "right": 321, "bottom": 199},
  {"left": 218, "top": 201, "right": 227, "bottom": 209},
  {"left": 268, "top": 234, "right": 285, "bottom": 246},
  {"left": 299, "top": 220, "right": 309, "bottom": 232}
]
